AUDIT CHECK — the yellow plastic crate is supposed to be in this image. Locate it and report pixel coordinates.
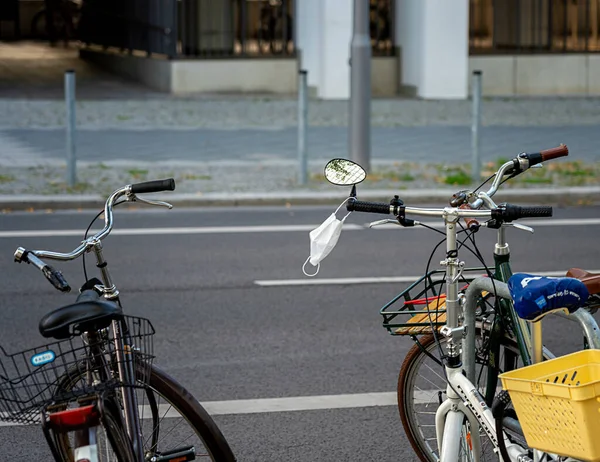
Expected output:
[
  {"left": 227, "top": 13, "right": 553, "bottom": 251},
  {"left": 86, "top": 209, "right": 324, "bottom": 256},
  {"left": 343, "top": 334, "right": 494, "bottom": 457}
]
[{"left": 500, "top": 350, "right": 600, "bottom": 461}]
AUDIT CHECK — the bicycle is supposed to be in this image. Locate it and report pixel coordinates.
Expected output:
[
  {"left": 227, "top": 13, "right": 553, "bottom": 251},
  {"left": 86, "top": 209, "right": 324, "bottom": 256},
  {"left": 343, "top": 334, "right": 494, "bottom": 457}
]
[
  {"left": 30, "top": 0, "right": 81, "bottom": 45},
  {"left": 3, "top": 179, "right": 236, "bottom": 462},
  {"left": 318, "top": 149, "right": 600, "bottom": 461}
]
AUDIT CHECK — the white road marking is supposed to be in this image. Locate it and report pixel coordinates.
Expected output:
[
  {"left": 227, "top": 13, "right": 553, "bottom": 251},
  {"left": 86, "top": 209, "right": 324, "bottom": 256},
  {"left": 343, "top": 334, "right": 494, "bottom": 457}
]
[
  {"left": 0, "top": 392, "right": 400, "bottom": 426},
  {"left": 255, "top": 270, "right": 600, "bottom": 287},
  {"left": 0, "top": 224, "right": 364, "bottom": 238},
  {"left": 1, "top": 217, "right": 599, "bottom": 238}
]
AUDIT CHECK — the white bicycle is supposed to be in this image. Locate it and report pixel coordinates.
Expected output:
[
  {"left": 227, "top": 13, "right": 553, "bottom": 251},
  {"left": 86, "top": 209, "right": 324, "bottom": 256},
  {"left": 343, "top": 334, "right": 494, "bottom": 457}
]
[{"left": 314, "top": 150, "right": 600, "bottom": 462}]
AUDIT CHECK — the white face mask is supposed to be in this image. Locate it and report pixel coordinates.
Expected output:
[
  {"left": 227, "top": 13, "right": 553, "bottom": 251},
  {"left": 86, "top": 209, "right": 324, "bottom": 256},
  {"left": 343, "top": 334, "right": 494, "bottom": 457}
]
[{"left": 302, "top": 200, "right": 351, "bottom": 277}]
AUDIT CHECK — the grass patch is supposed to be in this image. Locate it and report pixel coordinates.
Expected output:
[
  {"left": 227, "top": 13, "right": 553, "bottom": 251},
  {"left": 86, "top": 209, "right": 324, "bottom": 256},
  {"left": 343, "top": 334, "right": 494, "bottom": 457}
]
[
  {"left": 127, "top": 168, "right": 149, "bottom": 179},
  {"left": 0, "top": 174, "right": 15, "bottom": 183},
  {"left": 440, "top": 167, "right": 472, "bottom": 186},
  {"left": 522, "top": 176, "right": 553, "bottom": 184},
  {"left": 180, "top": 173, "right": 212, "bottom": 181},
  {"left": 91, "top": 163, "right": 110, "bottom": 170},
  {"left": 116, "top": 114, "right": 132, "bottom": 121}
]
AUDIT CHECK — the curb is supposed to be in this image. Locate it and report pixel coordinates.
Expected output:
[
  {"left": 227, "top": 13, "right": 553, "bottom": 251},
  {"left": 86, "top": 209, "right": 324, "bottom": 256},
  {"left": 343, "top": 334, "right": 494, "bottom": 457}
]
[{"left": 1, "top": 187, "right": 599, "bottom": 211}]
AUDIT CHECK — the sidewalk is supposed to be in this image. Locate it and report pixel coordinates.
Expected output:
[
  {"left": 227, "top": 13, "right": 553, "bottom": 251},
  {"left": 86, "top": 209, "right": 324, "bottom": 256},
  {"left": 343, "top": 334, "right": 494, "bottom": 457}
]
[{"left": 1, "top": 96, "right": 599, "bottom": 210}]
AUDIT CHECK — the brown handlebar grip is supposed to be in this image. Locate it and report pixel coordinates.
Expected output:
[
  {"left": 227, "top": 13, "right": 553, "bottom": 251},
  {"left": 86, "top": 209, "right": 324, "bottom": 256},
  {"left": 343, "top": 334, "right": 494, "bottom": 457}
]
[
  {"left": 460, "top": 204, "right": 480, "bottom": 231},
  {"left": 540, "top": 144, "right": 568, "bottom": 161}
]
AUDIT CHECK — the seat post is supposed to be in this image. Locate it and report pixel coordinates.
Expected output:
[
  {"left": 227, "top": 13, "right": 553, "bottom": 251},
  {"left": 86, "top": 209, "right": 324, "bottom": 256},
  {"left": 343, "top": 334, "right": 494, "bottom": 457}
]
[{"left": 530, "top": 320, "right": 543, "bottom": 364}]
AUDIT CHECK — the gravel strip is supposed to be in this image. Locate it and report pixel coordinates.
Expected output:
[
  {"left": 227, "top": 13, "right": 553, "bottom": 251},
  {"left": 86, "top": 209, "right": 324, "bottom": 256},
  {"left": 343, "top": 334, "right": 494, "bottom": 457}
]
[
  {"left": 1, "top": 161, "right": 597, "bottom": 197},
  {"left": 2, "top": 97, "right": 600, "bottom": 129}
]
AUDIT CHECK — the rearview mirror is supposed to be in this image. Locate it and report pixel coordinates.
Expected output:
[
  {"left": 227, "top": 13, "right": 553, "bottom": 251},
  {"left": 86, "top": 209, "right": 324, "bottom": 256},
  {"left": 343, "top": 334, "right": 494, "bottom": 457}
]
[{"left": 324, "top": 159, "right": 367, "bottom": 186}]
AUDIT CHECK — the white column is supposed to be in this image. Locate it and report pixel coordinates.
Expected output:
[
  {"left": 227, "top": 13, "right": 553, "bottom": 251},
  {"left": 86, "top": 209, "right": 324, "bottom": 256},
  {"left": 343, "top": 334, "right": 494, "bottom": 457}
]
[
  {"left": 317, "top": 0, "right": 352, "bottom": 99},
  {"left": 419, "top": 0, "right": 469, "bottom": 99},
  {"left": 300, "top": 0, "right": 321, "bottom": 88},
  {"left": 395, "top": 0, "right": 469, "bottom": 99},
  {"left": 395, "top": 0, "right": 424, "bottom": 88}
]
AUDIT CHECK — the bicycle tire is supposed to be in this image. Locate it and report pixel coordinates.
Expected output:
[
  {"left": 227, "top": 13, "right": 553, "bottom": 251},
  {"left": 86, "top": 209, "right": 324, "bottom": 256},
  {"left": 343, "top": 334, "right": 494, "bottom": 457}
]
[
  {"left": 53, "top": 361, "right": 236, "bottom": 462},
  {"left": 398, "top": 332, "right": 535, "bottom": 462}
]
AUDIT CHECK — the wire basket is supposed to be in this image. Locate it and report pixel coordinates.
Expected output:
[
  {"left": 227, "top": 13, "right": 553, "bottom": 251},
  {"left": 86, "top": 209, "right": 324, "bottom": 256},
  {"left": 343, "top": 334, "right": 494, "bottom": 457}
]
[
  {"left": 500, "top": 349, "right": 600, "bottom": 461},
  {"left": 0, "top": 315, "right": 155, "bottom": 425},
  {"left": 380, "top": 268, "right": 490, "bottom": 336}
]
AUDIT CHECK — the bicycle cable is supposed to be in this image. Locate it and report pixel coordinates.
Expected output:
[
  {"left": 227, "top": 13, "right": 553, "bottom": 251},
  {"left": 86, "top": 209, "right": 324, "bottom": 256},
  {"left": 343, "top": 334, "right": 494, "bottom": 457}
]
[
  {"left": 472, "top": 172, "right": 497, "bottom": 194},
  {"left": 420, "top": 227, "right": 483, "bottom": 401},
  {"left": 82, "top": 199, "right": 127, "bottom": 283}
]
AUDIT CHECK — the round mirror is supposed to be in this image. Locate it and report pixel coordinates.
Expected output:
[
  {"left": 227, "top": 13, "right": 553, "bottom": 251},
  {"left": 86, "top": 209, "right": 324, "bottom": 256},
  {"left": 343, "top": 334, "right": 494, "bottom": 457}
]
[{"left": 324, "top": 159, "right": 367, "bottom": 186}]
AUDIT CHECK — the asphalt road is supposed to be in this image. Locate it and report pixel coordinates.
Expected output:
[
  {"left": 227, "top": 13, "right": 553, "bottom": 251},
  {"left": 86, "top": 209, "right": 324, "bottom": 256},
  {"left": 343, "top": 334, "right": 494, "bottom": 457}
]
[
  {"left": 2, "top": 126, "right": 600, "bottom": 165},
  {"left": 0, "top": 204, "right": 598, "bottom": 461}
]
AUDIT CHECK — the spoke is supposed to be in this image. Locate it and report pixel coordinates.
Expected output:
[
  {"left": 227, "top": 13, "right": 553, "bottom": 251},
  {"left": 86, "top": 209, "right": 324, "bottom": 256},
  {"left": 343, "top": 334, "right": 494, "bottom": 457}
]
[
  {"left": 422, "top": 362, "right": 447, "bottom": 383},
  {"left": 416, "top": 374, "right": 443, "bottom": 390}
]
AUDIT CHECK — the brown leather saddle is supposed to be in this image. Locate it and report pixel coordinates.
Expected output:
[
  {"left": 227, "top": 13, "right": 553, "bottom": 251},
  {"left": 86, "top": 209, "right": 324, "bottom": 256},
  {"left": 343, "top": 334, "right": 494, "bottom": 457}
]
[{"left": 567, "top": 268, "right": 600, "bottom": 296}]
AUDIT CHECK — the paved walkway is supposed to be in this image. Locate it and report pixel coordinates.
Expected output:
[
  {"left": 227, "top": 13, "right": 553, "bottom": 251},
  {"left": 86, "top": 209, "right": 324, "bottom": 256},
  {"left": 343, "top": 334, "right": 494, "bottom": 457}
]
[
  {"left": 0, "top": 41, "right": 599, "bottom": 208},
  {"left": 1, "top": 126, "right": 599, "bottom": 166}
]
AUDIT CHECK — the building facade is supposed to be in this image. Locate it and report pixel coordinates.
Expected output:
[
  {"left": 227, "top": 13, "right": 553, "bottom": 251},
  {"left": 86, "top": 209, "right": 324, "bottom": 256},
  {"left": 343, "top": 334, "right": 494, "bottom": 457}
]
[{"left": 17, "top": 0, "right": 598, "bottom": 99}]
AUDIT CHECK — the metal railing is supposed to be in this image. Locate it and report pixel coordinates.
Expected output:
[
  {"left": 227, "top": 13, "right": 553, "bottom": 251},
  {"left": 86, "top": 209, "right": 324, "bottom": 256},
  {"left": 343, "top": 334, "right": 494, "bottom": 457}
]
[
  {"left": 78, "top": 0, "right": 177, "bottom": 57},
  {"left": 78, "top": 0, "right": 397, "bottom": 59},
  {"left": 179, "top": 0, "right": 294, "bottom": 57},
  {"left": 470, "top": 0, "right": 600, "bottom": 53}
]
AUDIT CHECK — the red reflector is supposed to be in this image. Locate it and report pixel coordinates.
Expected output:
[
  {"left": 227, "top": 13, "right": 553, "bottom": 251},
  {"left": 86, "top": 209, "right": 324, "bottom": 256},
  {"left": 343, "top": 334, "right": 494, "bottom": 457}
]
[{"left": 48, "top": 405, "right": 99, "bottom": 429}]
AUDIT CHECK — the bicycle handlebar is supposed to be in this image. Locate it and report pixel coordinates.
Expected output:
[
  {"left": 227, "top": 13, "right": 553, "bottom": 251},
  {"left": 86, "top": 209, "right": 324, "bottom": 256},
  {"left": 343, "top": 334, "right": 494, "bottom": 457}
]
[
  {"left": 346, "top": 197, "right": 552, "bottom": 225},
  {"left": 469, "top": 144, "right": 568, "bottom": 210},
  {"left": 14, "top": 179, "right": 176, "bottom": 290}
]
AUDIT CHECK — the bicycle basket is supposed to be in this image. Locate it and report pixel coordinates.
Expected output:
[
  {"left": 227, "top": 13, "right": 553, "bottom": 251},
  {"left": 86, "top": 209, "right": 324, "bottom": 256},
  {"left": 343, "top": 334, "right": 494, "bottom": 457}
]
[
  {"left": 380, "top": 268, "right": 490, "bottom": 336},
  {"left": 500, "top": 349, "right": 600, "bottom": 461},
  {"left": 0, "top": 315, "right": 155, "bottom": 425}
]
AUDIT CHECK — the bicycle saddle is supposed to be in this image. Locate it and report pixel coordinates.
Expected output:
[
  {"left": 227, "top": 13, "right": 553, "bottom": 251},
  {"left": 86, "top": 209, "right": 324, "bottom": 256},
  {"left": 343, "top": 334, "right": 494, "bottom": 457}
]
[
  {"left": 39, "top": 289, "right": 123, "bottom": 340},
  {"left": 508, "top": 273, "right": 589, "bottom": 322},
  {"left": 566, "top": 268, "right": 600, "bottom": 295}
]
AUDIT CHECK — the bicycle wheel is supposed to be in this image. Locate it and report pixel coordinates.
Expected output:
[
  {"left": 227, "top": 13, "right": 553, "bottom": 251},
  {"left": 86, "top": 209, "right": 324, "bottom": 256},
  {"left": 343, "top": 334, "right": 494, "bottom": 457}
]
[
  {"left": 398, "top": 332, "right": 535, "bottom": 462},
  {"left": 53, "top": 362, "right": 236, "bottom": 462}
]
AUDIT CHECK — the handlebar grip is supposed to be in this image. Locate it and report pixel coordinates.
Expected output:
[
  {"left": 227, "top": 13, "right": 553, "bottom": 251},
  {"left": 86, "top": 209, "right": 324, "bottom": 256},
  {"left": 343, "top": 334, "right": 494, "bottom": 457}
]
[
  {"left": 492, "top": 204, "right": 553, "bottom": 222},
  {"left": 459, "top": 204, "right": 480, "bottom": 231},
  {"left": 41, "top": 265, "right": 71, "bottom": 293},
  {"left": 130, "top": 178, "right": 176, "bottom": 194},
  {"left": 540, "top": 144, "right": 569, "bottom": 161},
  {"left": 346, "top": 199, "right": 391, "bottom": 214},
  {"left": 522, "top": 144, "right": 568, "bottom": 167}
]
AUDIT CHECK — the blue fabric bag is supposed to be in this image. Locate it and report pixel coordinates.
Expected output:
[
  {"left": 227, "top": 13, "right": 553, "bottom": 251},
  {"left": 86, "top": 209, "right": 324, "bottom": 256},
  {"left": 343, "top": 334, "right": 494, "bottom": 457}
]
[{"left": 508, "top": 273, "right": 589, "bottom": 321}]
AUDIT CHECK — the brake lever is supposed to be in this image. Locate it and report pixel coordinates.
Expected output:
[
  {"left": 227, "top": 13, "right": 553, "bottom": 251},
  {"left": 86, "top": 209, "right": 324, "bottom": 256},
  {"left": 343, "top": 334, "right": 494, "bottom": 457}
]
[
  {"left": 368, "top": 219, "right": 400, "bottom": 228},
  {"left": 510, "top": 223, "right": 534, "bottom": 233},
  {"left": 128, "top": 194, "right": 173, "bottom": 209}
]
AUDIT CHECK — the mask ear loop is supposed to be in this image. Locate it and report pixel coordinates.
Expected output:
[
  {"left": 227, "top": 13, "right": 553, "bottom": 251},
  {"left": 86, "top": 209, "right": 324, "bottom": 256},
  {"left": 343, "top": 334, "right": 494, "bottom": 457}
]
[
  {"left": 302, "top": 256, "right": 319, "bottom": 277},
  {"left": 334, "top": 198, "right": 352, "bottom": 222}
]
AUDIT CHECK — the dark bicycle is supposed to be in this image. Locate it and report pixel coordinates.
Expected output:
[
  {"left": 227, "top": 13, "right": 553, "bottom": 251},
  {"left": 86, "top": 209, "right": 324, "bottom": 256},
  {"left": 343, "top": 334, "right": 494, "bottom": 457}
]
[
  {"left": 30, "top": 0, "right": 81, "bottom": 45},
  {"left": 2, "top": 179, "right": 236, "bottom": 462}
]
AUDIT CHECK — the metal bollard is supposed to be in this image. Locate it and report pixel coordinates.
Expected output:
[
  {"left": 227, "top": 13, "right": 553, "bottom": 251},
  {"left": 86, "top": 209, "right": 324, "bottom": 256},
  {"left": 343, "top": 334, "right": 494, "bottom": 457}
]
[
  {"left": 297, "top": 69, "right": 308, "bottom": 185},
  {"left": 65, "top": 70, "right": 77, "bottom": 188},
  {"left": 471, "top": 70, "right": 482, "bottom": 185}
]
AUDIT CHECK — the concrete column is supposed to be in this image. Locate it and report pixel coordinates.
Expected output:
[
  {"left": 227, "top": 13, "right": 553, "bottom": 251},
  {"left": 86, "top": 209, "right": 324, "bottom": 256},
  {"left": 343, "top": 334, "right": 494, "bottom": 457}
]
[
  {"left": 395, "top": 0, "right": 469, "bottom": 99},
  {"left": 302, "top": 0, "right": 322, "bottom": 89},
  {"left": 419, "top": 0, "right": 469, "bottom": 99},
  {"left": 395, "top": 0, "right": 424, "bottom": 91},
  {"left": 318, "top": 0, "right": 352, "bottom": 99}
]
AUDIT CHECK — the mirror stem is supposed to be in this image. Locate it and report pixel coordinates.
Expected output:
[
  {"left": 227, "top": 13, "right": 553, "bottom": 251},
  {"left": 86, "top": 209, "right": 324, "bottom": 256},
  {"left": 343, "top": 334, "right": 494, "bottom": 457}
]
[{"left": 350, "top": 184, "right": 357, "bottom": 198}]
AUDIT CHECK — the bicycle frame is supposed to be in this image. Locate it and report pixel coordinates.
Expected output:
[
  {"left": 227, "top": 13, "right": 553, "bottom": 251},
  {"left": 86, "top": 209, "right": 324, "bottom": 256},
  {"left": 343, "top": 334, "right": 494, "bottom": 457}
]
[
  {"left": 19, "top": 184, "right": 168, "bottom": 462},
  {"left": 437, "top": 219, "right": 600, "bottom": 462}
]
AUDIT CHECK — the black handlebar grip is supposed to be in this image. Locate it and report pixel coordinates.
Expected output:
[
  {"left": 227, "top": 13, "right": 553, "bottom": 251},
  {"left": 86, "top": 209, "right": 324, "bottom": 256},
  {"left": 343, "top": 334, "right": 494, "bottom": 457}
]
[
  {"left": 42, "top": 265, "right": 71, "bottom": 292},
  {"left": 130, "top": 178, "right": 176, "bottom": 194},
  {"left": 492, "top": 204, "right": 553, "bottom": 222},
  {"left": 346, "top": 199, "right": 391, "bottom": 214}
]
